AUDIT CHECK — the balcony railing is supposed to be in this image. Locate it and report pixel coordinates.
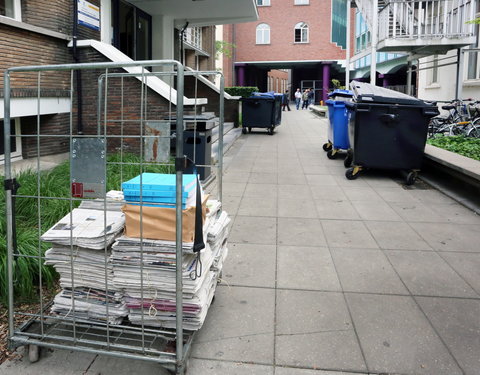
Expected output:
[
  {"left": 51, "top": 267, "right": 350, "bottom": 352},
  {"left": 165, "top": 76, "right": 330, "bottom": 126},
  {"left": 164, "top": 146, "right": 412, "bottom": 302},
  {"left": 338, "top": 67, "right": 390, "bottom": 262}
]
[
  {"left": 183, "top": 27, "right": 203, "bottom": 50},
  {"left": 378, "top": 0, "right": 476, "bottom": 41}
]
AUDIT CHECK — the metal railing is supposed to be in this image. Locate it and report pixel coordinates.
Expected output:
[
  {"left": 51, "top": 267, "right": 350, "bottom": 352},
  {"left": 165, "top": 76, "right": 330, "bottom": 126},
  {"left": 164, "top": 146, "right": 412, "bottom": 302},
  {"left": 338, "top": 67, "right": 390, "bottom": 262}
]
[{"left": 378, "top": 0, "right": 476, "bottom": 41}]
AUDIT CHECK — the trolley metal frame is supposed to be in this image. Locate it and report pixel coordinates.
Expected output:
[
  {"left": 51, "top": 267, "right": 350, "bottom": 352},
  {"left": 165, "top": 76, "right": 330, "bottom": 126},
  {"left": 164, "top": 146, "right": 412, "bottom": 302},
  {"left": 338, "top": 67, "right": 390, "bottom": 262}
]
[{"left": 3, "top": 60, "right": 225, "bottom": 374}]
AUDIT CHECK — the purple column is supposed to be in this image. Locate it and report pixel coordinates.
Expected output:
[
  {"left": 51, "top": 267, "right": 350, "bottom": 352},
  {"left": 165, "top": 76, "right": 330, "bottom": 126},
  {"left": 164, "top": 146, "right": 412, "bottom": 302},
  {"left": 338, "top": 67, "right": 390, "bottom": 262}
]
[
  {"left": 379, "top": 74, "right": 389, "bottom": 88},
  {"left": 322, "top": 63, "right": 331, "bottom": 103},
  {"left": 236, "top": 64, "right": 246, "bottom": 86}
]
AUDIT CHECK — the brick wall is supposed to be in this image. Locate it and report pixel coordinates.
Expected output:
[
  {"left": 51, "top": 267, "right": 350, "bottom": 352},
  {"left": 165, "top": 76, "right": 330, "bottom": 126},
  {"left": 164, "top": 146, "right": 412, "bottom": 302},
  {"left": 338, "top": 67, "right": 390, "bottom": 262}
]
[{"left": 234, "top": 2, "right": 346, "bottom": 62}]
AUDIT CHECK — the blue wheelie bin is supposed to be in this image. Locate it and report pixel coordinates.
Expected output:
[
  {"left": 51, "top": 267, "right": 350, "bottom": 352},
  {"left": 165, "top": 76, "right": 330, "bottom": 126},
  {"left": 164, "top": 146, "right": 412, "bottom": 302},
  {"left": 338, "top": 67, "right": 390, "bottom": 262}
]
[
  {"left": 324, "top": 89, "right": 354, "bottom": 161},
  {"left": 241, "top": 92, "right": 282, "bottom": 135}
]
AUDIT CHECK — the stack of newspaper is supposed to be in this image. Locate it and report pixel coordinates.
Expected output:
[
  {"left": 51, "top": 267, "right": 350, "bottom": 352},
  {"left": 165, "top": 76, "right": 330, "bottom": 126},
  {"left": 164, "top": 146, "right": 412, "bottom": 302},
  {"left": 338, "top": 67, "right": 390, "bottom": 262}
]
[
  {"left": 112, "top": 200, "right": 231, "bottom": 331},
  {"left": 42, "top": 208, "right": 127, "bottom": 324}
]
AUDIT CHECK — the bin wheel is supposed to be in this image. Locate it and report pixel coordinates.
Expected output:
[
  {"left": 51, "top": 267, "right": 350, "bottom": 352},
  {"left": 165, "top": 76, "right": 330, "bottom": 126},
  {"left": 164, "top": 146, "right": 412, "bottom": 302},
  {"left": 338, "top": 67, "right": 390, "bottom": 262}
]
[
  {"left": 344, "top": 152, "right": 353, "bottom": 168},
  {"left": 327, "top": 149, "right": 338, "bottom": 160},
  {"left": 268, "top": 127, "right": 275, "bottom": 135},
  {"left": 28, "top": 344, "right": 40, "bottom": 363},
  {"left": 322, "top": 142, "right": 332, "bottom": 152},
  {"left": 406, "top": 171, "right": 417, "bottom": 186},
  {"left": 345, "top": 167, "right": 361, "bottom": 180},
  {"left": 248, "top": 127, "right": 252, "bottom": 133},
  {"left": 242, "top": 127, "right": 247, "bottom": 134}
]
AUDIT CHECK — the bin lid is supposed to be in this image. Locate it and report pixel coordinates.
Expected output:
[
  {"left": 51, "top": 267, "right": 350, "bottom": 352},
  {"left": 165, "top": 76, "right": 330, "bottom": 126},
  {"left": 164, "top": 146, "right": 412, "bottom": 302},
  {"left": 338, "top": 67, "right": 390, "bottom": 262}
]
[
  {"left": 350, "top": 81, "right": 425, "bottom": 105},
  {"left": 251, "top": 92, "right": 276, "bottom": 99},
  {"left": 328, "top": 89, "right": 353, "bottom": 98}
]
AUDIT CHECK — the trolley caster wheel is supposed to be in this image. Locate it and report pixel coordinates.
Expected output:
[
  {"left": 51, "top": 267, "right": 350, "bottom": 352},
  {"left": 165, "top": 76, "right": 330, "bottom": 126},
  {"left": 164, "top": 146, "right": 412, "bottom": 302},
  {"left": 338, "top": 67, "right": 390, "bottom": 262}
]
[
  {"left": 248, "top": 127, "right": 252, "bottom": 133},
  {"left": 345, "top": 167, "right": 361, "bottom": 180},
  {"left": 323, "top": 142, "right": 333, "bottom": 152},
  {"left": 327, "top": 149, "right": 338, "bottom": 160},
  {"left": 405, "top": 171, "right": 417, "bottom": 185},
  {"left": 28, "top": 344, "right": 40, "bottom": 363},
  {"left": 242, "top": 127, "right": 247, "bottom": 134},
  {"left": 344, "top": 152, "right": 353, "bottom": 168}
]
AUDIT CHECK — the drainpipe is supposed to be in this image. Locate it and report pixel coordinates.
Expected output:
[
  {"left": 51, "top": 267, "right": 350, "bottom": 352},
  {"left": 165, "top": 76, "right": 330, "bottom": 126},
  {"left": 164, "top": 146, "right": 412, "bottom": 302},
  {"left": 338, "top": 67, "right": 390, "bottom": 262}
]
[
  {"left": 72, "top": 0, "right": 83, "bottom": 134},
  {"left": 345, "top": 0, "right": 351, "bottom": 87},
  {"left": 179, "top": 22, "right": 189, "bottom": 65}
]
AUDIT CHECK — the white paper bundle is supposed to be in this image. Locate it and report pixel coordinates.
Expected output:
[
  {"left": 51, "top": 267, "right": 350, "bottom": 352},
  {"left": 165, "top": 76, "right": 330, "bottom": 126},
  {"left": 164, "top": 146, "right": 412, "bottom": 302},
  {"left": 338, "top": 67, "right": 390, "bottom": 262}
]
[
  {"left": 51, "top": 288, "right": 127, "bottom": 325},
  {"left": 41, "top": 208, "right": 125, "bottom": 249}
]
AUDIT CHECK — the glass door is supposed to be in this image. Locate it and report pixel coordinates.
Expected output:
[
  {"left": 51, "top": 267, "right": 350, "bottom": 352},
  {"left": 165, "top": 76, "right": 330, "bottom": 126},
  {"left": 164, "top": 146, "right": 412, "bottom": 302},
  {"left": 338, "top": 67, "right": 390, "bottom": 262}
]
[{"left": 112, "top": 0, "right": 152, "bottom": 61}]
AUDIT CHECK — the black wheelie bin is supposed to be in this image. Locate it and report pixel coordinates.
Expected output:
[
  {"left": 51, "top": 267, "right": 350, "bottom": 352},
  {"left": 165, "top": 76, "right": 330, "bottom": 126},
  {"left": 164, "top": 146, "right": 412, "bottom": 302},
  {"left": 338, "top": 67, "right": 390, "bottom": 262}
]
[
  {"left": 345, "top": 81, "right": 439, "bottom": 185},
  {"left": 241, "top": 92, "right": 282, "bottom": 135}
]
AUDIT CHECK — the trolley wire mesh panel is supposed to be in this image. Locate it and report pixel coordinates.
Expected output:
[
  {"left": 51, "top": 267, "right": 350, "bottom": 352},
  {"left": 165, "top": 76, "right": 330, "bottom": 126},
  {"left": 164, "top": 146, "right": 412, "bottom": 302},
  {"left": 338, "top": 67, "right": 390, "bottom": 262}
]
[{"left": 3, "top": 60, "right": 227, "bottom": 375}]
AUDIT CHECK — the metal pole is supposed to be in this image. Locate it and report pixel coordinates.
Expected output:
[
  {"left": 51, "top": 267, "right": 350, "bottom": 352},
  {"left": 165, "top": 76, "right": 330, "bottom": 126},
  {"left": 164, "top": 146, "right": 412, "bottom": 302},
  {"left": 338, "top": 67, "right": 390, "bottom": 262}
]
[
  {"left": 4, "top": 71, "right": 15, "bottom": 341},
  {"left": 370, "top": 0, "right": 378, "bottom": 85},
  {"left": 218, "top": 73, "right": 225, "bottom": 204},
  {"left": 455, "top": 48, "right": 464, "bottom": 100},
  {"left": 174, "top": 62, "right": 185, "bottom": 373},
  {"left": 345, "top": 0, "right": 351, "bottom": 86},
  {"left": 406, "top": 59, "right": 413, "bottom": 96}
]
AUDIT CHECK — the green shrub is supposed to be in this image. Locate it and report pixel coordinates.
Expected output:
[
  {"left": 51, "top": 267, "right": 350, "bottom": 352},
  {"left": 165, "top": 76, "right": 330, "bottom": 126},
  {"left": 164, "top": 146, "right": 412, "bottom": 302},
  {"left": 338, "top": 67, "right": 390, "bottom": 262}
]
[
  {"left": 427, "top": 135, "right": 480, "bottom": 161},
  {"left": 0, "top": 153, "right": 171, "bottom": 304},
  {"left": 225, "top": 86, "right": 259, "bottom": 98}
]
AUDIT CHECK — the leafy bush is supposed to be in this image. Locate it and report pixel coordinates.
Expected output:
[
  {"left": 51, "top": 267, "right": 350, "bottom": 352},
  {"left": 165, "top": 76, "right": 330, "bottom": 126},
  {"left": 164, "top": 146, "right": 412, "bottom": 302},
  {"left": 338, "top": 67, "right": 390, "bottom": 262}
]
[
  {"left": 225, "top": 86, "right": 259, "bottom": 98},
  {"left": 0, "top": 153, "right": 171, "bottom": 304},
  {"left": 427, "top": 135, "right": 480, "bottom": 161}
]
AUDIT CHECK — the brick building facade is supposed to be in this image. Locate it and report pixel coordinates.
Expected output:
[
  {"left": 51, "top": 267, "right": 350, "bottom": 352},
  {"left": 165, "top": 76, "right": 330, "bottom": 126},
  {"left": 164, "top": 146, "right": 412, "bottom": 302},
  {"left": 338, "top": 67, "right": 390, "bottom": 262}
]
[{"left": 223, "top": 0, "right": 354, "bottom": 103}]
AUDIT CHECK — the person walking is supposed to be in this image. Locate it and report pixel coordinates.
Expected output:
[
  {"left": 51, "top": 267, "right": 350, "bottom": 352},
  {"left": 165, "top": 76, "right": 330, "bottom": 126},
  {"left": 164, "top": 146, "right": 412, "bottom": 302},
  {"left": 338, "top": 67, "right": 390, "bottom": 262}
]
[
  {"left": 294, "top": 88, "right": 302, "bottom": 110},
  {"left": 308, "top": 88, "right": 315, "bottom": 107},
  {"left": 282, "top": 90, "right": 291, "bottom": 111},
  {"left": 301, "top": 89, "right": 309, "bottom": 109}
]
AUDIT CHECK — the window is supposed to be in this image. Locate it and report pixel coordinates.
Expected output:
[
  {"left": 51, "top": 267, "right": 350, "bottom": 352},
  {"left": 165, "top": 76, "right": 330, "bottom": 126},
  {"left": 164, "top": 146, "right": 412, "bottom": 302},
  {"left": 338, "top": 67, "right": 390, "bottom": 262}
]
[
  {"left": 0, "top": 0, "right": 21, "bottom": 20},
  {"left": 294, "top": 0, "right": 309, "bottom": 4},
  {"left": 256, "top": 23, "right": 270, "bottom": 44},
  {"left": 429, "top": 55, "right": 439, "bottom": 84},
  {"left": 257, "top": 0, "right": 270, "bottom": 6},
  {"left": 294, "top": 22, "right": 308, "bottom": 43}
]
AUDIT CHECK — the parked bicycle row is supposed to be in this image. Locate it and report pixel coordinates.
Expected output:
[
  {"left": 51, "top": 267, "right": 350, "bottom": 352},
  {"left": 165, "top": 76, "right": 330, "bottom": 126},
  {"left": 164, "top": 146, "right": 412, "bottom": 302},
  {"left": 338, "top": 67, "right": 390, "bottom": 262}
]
[{"left": 428, "top": 99, "right": 480, "bottom": 138}]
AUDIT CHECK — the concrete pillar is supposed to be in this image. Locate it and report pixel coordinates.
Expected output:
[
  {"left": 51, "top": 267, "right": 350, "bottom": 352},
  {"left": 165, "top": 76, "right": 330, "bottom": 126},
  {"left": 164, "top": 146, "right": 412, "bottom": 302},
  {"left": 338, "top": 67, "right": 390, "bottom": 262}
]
[
  {"left": 322, "top": 63, "right": 331, "bottom": 103},
  {"left": 370, "top": 0, "right": 378, "bottom": 85},
  {"left": 345, "top": 0, "right": 351, "bottom": 87}
]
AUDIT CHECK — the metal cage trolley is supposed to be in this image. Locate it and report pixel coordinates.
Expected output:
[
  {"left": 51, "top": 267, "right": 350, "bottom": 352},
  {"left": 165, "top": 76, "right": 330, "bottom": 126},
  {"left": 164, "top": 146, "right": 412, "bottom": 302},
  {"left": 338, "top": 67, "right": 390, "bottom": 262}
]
[{"left": 3, "top": 60, "right": 226, "bottom": 374}]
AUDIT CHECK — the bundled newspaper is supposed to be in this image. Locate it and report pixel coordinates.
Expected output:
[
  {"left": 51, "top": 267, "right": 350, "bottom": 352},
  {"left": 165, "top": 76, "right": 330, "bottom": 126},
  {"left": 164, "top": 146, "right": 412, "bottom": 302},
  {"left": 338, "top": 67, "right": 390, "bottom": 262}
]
[
  {"left": 42, "top": 208, "right": 127, "bottom": 324},
  {"left": 112, "top": 200, "right": 230, "bottom": 331}
]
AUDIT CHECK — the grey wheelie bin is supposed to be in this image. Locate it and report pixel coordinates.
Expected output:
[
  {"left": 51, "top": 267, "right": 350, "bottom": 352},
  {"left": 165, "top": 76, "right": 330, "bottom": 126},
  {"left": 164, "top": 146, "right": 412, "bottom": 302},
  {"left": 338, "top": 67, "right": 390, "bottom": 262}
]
[
  {"left": 345, "top": 81, "right": 439, "bottom": 185},
  {"left": 241, "top": 92, "right": 282, "bottom": 135}
]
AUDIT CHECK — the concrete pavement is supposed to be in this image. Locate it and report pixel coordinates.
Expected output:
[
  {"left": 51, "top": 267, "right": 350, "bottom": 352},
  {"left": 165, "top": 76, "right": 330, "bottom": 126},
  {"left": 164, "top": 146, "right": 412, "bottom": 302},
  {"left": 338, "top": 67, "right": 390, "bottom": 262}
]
[{"left": 1, "top": 109, "right": 480, "bottom": 374}]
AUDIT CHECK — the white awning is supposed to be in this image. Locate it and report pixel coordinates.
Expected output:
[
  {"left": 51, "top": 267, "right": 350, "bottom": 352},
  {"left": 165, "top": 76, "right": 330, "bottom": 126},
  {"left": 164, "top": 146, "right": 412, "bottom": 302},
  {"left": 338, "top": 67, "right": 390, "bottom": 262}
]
[{"left": 127, "top": 0, "right": 258, "bottom": 27}]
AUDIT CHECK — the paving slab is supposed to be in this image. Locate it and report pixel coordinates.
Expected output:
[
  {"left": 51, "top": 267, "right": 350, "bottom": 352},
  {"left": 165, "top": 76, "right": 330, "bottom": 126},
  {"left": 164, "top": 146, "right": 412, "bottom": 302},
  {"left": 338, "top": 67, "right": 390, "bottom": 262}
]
[
  {"left": 321, "top": 220, "right": 379, "bottom": 249},
  {"left": 275, "top": 368, "right": 367, "bottom": 375},
  {"left": 315, "top": 200, "right": 361, "bottom": 220},
  {"left": 415, "top": 297, "right": 480, "bottom": 375},
  {"left": 346, "top": 293, "right": 463, "bottom": 375},
  {"left": 192, "top": 286, "right": 275, "bottom": 365},
  {"left": 306, "top": 174, "right": 339, "bottom": 186},
  {"left": 365, "top": 221, "right": 433, "bottom": 251},
  {"left": 221, "top": 182, "right": 247, "bottom": 196},
  {"left": 243, "top": 183, "right": 278, "bottom": 198},
  {"left": 277, "top": 246, "right": 341, "bottom": 291},
  {"left": 277, "top": 218, "right": 327, "bottom": 247},
  {"left": 330, "top": 248, "right": 408, "bottom": 294},
  {"left": 412, "top": 222, "right": 480, "bottom": 252},
  {"left": 276, "top": 290, "right": 366, "bottom": 372},
  {"left": 249, "top": 172, "right": 278, "bottom": 184},
  {"left": 390, "top": 201, "right": 449, "bottom": 223},
  {"left": 341, "top": 186, "right": 384, "bottom": 202},
  {"left": 439, "top": 252, "right": 480, "bottom": 294},
  {"left": 187, "top": 359, "right": 273, "bottom": 375},
  {"left": 228, "top": 216, "right": 277, "bottom": 245},
  {"left": 238, "top": 196, "right": 277, "bottom": 217},
  {"left": 385, "top": 250, "right": 478, "bottom": 297},
  {"left": 429, "top": 203, "right": 480, "bottom": 224},
  {"left": 278, "top": 197, "right": 317, "bottom": 218},
  {"left": 0, "top": 347, "right": 95, "bottom": 375},
  {"left": 351, "top": 200, "right": 403, "bottom": 221},
  {"left": 310, "top": 185, "right": 348, "bottom": 201},
  {"left": 374, "top": 187, "right": 420, "bottom": 203},
  {"left": 222, "top": 243, "right": 276, "bottom": 288}
]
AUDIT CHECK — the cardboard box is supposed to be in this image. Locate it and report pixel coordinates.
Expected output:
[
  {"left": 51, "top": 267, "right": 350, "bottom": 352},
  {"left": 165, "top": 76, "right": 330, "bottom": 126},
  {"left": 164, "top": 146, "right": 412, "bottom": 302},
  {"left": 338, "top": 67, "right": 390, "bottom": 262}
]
[{"left": 121, "top": 196, "right": 208, "bottom": 242}]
